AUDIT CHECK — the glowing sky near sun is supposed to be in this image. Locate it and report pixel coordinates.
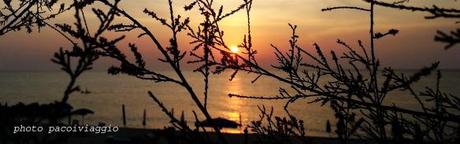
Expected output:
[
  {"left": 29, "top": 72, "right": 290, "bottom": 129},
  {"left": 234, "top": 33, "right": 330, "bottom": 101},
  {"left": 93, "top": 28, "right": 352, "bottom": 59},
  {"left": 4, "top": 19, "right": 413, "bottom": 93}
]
[{"left": 0, "top": 0, "right": 460, "bottom": 71}]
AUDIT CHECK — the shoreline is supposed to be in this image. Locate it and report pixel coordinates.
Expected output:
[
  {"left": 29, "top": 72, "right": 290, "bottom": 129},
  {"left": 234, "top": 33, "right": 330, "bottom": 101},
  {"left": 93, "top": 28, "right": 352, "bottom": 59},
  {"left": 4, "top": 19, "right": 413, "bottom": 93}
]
[{"left": 67, "top": 127, "right": 343, "bottom": 144}]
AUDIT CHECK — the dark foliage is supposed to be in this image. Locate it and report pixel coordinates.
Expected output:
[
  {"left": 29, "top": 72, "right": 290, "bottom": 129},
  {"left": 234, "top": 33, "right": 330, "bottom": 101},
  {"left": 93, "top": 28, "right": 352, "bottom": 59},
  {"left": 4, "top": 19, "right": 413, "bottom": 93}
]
[
  {"left": 45, "top": 0, "right": 254, "bottom": 143},
  {"left": 0, "top": 0, "right": 71, "bottom": 35},
  {"left": 2, "top": 0, "right": 460, "bottom": 144},
  {"left": 249, "top": 106, "right": 307, "bottom": 144},
  {"left": 0, "top": 1, "right": 95, "bottom": 143},
  {"left": 222, "top": 0, "right": 460, "bottom": 144},
  {"left": 361, "top": 0, "right": 460, "bottom": 49}
]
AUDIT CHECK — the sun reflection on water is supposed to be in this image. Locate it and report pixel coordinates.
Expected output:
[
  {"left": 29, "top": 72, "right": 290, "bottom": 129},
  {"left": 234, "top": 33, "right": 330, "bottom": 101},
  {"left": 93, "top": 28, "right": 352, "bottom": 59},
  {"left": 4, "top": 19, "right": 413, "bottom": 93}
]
[{"left": 222, "top": 76, "right": 245, "bottom": 133}]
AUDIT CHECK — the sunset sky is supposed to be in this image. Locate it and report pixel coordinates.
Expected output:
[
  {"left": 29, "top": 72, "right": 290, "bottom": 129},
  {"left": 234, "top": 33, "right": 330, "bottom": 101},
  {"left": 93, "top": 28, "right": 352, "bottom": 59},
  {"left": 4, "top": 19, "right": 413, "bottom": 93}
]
[{"left": 1, "top": 0, "right": 459, "bottom": 71}]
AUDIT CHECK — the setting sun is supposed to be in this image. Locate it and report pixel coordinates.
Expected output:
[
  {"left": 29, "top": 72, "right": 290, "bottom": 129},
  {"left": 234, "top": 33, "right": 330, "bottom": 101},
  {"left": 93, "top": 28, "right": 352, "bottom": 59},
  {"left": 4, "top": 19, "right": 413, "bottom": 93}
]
[
  {"left": 2, "top": 0, "right": 460, "bottom": 143},
  {"left": 230, "top": 46, "right": 240, "bottom": 54}
]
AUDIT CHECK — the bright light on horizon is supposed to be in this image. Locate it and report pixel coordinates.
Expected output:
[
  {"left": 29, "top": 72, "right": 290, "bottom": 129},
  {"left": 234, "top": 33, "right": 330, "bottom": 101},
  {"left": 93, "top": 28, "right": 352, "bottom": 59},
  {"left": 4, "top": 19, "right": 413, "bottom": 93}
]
[{"left": 230, "top": 46, "right": 240, "bottom": 54}]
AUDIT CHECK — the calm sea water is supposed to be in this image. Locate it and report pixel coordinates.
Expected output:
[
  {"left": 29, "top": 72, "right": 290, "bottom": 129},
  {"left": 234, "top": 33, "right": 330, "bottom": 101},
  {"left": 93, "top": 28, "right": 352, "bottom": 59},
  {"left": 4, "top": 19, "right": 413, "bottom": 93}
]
[{"left": 0, "top": 70, "right": 459, "bottom": 136}]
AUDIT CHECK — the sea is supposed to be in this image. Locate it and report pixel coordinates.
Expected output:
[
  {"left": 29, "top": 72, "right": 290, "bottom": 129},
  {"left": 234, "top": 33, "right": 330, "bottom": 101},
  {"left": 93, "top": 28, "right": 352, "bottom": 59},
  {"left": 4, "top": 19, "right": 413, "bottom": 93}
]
[{"left": 0, "top": 70, "right": 459, "bottom": 136}]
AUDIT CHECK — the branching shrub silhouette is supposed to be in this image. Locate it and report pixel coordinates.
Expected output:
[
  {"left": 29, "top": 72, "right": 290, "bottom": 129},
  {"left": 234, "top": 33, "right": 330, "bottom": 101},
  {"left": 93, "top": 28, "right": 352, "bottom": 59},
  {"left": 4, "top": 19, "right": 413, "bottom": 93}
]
[
  {"left": 249, "top": 106, "right": 307, "bottom": 144},
  {"left": 0, "top": 0, "right": 71, "bottom": 35},
  {"left": 360, "top": 0, "right": 460, "bottom": 49},
  {"left": 44, "top": 0, "right": 254, "bottom": 143},
  {"left": 50, "top": 1, "right": 100, "bottom": 103},
  {"left": 225, "top": 1, "right": 460, "bottom": 144},
  {"left": 0, "top": 1, "right": 96, "bottom": 143},
  {"left": 2, "top": 0, "right": 460, "bottom": 144},
  {"left": 0, "top": 0, "right": 95, "bottom": 103}
]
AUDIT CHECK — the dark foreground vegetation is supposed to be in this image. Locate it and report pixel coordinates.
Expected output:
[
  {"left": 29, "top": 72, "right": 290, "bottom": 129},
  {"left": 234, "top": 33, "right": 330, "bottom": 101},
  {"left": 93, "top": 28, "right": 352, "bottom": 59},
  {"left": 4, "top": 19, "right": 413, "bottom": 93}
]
[{"left": 1, "top": 0, "right": 460, "bottom": 143}]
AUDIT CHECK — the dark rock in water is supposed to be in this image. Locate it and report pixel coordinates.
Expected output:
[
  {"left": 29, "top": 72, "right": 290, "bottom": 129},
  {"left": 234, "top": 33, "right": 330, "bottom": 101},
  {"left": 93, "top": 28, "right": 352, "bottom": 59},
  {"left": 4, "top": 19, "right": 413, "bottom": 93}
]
[
  {"left": 71, "top": 108, "right": 95, "bottom": 116},
  {"left": 196, "top": 117, "right": 241, "bottom": 129}
]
